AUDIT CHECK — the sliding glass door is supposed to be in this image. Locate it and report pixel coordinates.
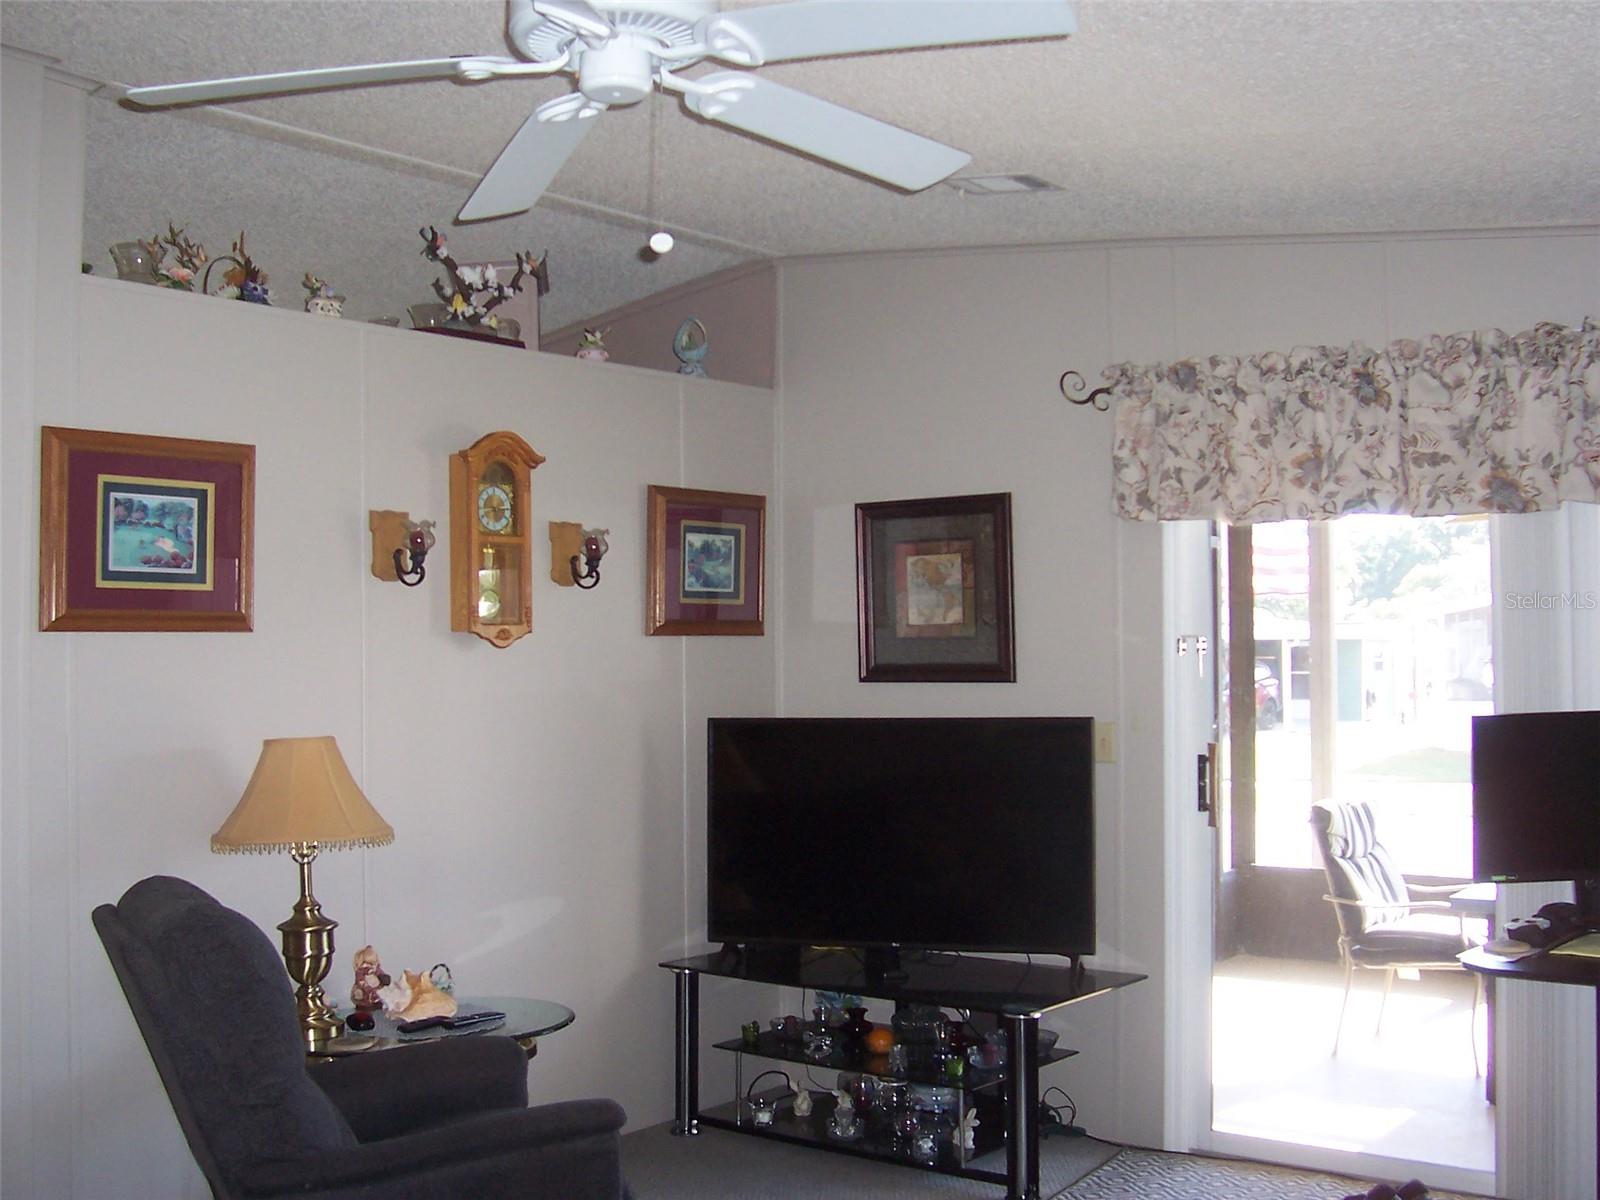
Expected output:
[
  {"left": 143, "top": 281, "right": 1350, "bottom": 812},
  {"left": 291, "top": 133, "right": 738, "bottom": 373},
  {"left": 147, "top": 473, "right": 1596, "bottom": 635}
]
[{"left": 1200, "top": 515, "right": 1494, "bottom": 1190}]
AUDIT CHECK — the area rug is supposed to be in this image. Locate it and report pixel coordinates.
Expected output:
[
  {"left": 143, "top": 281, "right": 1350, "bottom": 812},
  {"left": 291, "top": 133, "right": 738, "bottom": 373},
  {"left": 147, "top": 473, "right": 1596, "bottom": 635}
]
[{"left": 1058, "top": 1147, "right": 1481, "bottom": 1200}]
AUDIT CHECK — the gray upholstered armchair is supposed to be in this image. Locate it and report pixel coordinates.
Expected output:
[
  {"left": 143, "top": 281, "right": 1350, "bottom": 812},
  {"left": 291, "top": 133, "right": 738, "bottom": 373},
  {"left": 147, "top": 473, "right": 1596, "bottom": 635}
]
[
  {"left": 1310, "top": 802, "right": 1482, "bottom": 1067},
  {"left": 94, "top": 875, "right": 630, "bottom": 1200}
]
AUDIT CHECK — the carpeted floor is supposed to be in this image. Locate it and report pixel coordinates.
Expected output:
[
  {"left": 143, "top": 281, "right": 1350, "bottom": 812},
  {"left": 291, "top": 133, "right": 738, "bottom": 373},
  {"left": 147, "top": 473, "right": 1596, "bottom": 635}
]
[
  {"left": 621, "top": 1122, "right": 1117, "bottom": 1198},
  {"left": 620, "top": 1122, "right": 1484, "bottom": 1200}
]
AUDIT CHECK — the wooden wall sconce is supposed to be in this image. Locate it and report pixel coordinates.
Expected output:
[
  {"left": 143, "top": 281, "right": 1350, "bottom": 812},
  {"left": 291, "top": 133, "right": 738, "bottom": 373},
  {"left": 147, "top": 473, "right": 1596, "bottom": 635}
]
[
  {"left": 549, "top": 522, "right": 609, "bottom": 590},
  {"left": 370, "top": 510, "right": 436, "bottom": 586}
]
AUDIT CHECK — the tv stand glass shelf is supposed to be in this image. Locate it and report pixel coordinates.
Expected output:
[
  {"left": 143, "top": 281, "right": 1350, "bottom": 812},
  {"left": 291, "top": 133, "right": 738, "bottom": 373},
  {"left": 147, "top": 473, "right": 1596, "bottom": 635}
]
[{"left": 660, "top": 948, "right": 1146, "bottom": 1200}]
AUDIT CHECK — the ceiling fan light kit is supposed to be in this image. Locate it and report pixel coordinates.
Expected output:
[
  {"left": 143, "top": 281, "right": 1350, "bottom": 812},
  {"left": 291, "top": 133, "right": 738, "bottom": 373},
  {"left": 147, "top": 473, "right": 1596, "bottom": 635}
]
[{"left": 122, "top": 0, "right": 1076, "bottom": 223}]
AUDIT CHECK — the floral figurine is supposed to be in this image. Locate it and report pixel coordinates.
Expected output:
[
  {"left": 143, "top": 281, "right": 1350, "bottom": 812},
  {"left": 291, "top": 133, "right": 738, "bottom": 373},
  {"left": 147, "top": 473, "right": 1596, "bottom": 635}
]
[
  {"left": 138, "top": 223, "right": 207, "bottom": 291},
  {"left": 204, "top": 231, "right": 270, "bottom": 304},
  {"left": 302, "top": 273, "right": 345, "bottom": 318},
  {"left": 576, "top": 327, "right": 610, "bottom": 361},
  {"left": 418, "top": 225, "right": 545, "bottom": 331}
]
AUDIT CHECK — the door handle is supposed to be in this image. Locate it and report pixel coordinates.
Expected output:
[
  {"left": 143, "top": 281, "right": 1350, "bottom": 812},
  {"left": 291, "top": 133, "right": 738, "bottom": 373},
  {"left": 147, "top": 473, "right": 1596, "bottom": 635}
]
[{"left": 1198, "top": 742, "right": 1219, "bottom": 828}]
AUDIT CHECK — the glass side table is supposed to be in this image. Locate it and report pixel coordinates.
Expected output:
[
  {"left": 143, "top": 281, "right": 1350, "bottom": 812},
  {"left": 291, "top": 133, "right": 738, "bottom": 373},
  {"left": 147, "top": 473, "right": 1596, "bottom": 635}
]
[{"left": 319, "top": 995, "right": 574, "bottom": 1060}]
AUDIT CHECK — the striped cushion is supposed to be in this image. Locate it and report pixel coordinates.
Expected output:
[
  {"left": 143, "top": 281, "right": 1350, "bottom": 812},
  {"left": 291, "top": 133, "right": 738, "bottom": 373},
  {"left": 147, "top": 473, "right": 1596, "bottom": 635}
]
[{"left": 1324, "top": 802, "right": 1409, "bottom": 929}]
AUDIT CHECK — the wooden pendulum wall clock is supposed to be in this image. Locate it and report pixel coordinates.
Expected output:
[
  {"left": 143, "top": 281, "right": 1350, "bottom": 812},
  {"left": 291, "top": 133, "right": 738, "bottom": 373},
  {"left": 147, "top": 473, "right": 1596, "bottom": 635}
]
[{"left": 450, "top": 431, "right": 545, "bottom": 647}]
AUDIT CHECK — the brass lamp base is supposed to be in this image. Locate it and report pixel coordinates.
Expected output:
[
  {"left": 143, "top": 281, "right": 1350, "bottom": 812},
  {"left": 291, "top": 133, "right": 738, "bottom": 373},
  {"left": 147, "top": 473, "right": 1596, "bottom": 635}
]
[{"left": 280, "top": 844, "right": 341, "bottom": 1051}]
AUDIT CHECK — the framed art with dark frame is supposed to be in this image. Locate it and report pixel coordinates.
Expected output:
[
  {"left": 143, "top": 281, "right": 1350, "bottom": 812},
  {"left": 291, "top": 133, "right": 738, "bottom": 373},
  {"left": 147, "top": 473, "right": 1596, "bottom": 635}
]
[
  {"left": 647, "top": 484, "right": 765, "bottom": 636},
  {"left": 39, "top": 426, "right": 255, "bottom": 632},
  {"left": 855, "top": 491, "right": 1014, "bottom": 682}
]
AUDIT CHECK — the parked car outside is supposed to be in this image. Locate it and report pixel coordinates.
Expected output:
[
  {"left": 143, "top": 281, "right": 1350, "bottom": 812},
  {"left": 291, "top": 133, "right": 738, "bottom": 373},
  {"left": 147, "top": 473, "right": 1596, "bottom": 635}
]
[{"left": 1255, "top": 661, "right": 1283, "bottom": 728}]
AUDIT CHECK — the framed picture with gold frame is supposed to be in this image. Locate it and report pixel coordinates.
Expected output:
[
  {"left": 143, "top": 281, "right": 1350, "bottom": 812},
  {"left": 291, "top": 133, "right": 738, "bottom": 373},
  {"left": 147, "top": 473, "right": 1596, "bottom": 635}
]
[
  {"left": 39, "top": 426, "right": 254, "bottom": 632},
  {"left": 646, "top": 484, "right": 765, "bottom": 636},
  {"left": 855, "top": 492, "right": 1014, "bottom": 682}
]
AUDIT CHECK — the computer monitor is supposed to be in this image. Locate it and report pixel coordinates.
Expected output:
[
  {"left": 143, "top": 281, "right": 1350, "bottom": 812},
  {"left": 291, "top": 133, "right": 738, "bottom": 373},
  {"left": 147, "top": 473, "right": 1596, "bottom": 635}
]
[{"left": 1471, "top": 710, "right": 1600, "bottom": 916}]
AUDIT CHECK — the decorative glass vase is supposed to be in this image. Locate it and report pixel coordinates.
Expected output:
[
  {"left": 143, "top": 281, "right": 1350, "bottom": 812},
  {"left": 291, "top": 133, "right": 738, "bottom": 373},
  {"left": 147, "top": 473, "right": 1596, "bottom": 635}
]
[{"left": 109, "top": 242, "right": 159, "bottom": 285}]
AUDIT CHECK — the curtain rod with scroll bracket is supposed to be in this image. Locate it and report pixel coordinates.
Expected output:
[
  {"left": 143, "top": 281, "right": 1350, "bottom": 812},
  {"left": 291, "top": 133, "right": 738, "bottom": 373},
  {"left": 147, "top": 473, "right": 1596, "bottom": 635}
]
[{"left": 1059, "top": 370, "right": 1113, "bottom": 412}]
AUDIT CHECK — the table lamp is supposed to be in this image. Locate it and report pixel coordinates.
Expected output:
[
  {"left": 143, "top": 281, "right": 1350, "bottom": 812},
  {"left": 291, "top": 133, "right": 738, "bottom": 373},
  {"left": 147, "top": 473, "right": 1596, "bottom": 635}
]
[{"left": 212, "top": 736, "right": 393, "bottom": 1050}]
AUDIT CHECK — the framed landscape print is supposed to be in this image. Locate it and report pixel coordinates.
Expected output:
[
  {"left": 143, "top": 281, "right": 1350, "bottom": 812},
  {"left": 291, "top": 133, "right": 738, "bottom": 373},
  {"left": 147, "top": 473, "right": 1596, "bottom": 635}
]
[
  {"left": 855, "top": 492, "right": 1014, "bottom": 682},
  {"left": 647, "top": 484, "right": 765, "bottom": 636},
  {"left": 39, "top": 426, "right": 254, "bottom": 631}
]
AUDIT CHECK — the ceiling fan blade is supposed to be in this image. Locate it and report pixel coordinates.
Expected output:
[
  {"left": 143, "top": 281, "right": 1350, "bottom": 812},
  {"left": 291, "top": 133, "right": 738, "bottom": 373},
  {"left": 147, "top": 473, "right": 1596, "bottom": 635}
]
[
  {"left": 682, "top": 73, "right": 969, "bottom": 191},
  {"left": 699, "top": 0, "right": 1075, "bottom": 67},
  {"left": 458, "top": 93, "right": 602, "bottom": 221},
  {"left": 121, "top": 57, "right": 500, "bottom": 107}
]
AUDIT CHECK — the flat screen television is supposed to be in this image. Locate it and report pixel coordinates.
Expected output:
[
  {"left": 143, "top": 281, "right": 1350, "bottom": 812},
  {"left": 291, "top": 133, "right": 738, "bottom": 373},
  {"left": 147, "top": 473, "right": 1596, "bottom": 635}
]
[
  {"left": 707, "top": 716, "right": 1095, "bottom": 958},
  {"left": 1471, "top": 710, "right": 1600, "bottom": 912}
]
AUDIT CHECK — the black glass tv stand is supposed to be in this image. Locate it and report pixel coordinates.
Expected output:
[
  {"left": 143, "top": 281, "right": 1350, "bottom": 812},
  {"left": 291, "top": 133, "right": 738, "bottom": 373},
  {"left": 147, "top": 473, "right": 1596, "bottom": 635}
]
[{"left": 659, "top": 949, "right": 1146, "bottom": 1200}]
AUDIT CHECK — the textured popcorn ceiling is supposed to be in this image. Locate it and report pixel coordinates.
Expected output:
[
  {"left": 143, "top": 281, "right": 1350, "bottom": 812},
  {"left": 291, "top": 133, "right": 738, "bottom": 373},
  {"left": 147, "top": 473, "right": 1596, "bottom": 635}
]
[{"left": 3, "top": 0, "right": 1597, "bottom": 331}]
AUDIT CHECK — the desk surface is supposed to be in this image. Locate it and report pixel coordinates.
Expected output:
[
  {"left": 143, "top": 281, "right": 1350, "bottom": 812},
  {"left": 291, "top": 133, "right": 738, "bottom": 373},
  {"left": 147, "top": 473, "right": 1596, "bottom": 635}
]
[
  {"left": 661, "top": 950, "right": 1146, "bottom": 1016},
  {"left": 1460, "top": 945, "right": 1600, "bottom": 987}
]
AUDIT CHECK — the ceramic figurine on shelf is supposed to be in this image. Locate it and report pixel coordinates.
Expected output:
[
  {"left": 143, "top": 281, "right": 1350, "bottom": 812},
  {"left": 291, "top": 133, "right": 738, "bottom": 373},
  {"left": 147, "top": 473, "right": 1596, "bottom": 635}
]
[
  {"left": 302, "top": 273, "right": 345, "bottom": 318},
  {"left": 828, "top": 1088, "right": 860, "bottom": 1140},
  {"left": 672, "top": 317, "right": 709, "bottom": 377},
  {"left": 957, "top": 1108, "right": 980, "bottom": 1153},
  {"left": 418, "top": 225, "right": 545, "bottom": 332},
  {"left": 204, "top": 231, "right": 270, "bottom": 304},
  {"left": 575, "top": 327, "right": 610, "bottom": 361},
  {"left": 138, "top": 223, "right": 207, "bottom": 291},
  {"left": 350, "top": 945, "right": 389, "bottom": 1010},
  {"left": 791, "top": 1082, "right": 813, "bottom": 1117}
]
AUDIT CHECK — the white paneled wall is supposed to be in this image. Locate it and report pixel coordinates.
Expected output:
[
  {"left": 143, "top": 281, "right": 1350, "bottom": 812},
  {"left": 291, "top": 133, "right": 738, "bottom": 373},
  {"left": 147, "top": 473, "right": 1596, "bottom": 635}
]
[
  {"left": 775, "top": 232, "right": 1599, "bottom": 1181},
  {"left": 1, "top": 63, "right": 779, "bottom": 1200},
  {"left": 5, "top": 47, "right": 1599, "bottom": 1200},
  {"left": 1491, "top": 505, "right": 1600, "bottom": 1200}
]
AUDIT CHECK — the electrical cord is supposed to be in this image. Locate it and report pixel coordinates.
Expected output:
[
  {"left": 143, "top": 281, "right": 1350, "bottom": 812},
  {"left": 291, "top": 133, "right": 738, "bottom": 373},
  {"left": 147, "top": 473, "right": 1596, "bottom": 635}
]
[{"left": 1040, "top": 1085, "right": 1083, "bottom": 1136}]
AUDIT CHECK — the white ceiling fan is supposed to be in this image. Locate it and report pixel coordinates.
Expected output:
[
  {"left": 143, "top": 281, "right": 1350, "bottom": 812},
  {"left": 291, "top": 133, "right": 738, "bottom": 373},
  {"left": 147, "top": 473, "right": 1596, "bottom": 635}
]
[{"left": 122, "top": 0, "right": 1076, "bottom": 222}]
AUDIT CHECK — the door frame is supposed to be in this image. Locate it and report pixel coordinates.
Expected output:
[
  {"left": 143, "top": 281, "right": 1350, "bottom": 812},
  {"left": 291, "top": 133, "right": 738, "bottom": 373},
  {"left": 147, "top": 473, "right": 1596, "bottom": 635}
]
[{"left": 1163, "top": 520, "right": 1496, "bottom": 1198}]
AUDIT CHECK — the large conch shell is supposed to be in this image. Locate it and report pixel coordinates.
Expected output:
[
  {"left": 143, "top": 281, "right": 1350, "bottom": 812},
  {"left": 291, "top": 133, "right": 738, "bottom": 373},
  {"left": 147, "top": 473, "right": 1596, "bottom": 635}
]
[{"left": 397, "top": 968, "right": 457, "bottom": 1021}]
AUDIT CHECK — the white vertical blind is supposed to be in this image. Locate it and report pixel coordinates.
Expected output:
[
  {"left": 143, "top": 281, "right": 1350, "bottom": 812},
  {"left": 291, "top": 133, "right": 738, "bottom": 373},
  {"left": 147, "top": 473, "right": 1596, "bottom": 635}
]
[{"left": 1489, "top": 502, "right": 1600, "bottom": 1200}]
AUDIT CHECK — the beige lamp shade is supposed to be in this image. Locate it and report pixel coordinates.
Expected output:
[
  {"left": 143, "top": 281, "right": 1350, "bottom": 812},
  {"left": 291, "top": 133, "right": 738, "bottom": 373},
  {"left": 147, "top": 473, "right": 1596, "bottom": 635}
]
[{"left": 212, "top": 736, "right": 393, "bottom": 854}]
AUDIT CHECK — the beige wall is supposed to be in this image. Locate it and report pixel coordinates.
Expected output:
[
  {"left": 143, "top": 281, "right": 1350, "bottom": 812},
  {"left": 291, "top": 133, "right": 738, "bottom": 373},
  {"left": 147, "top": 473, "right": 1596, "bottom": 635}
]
[
  {"left": 542, "top": 262, "right": 775, "bottom": 388},
  {"left": 2, "top": 56, "right": 778, "bottom": 1200},
  {"left": 7, "top": 45, "right": 1600, "bottom": 1200},
  {"left": 772, "top": 231, "right": 1600, "bottom": 1178}
]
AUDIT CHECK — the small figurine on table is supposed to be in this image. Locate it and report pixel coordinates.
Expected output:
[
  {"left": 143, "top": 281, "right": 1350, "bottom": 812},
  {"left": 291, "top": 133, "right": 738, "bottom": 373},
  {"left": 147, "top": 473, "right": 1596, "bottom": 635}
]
[
  {"left": 350, "top": 945, "right": 389, "bottom": 1010},
  {"left": 957, "top": 1108, "right": 980, "bottom": 1153}
]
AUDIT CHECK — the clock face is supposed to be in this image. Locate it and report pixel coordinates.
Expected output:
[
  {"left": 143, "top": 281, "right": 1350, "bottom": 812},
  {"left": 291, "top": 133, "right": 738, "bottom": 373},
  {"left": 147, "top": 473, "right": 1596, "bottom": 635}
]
[{"left": 477, "top": 483, "right": 513, "bottom": 533}]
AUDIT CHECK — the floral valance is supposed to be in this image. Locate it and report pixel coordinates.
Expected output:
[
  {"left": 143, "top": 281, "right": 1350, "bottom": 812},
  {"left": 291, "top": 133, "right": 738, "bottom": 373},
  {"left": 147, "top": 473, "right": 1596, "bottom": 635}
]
[{"left": 1108, "top": 318, "right": 1599, "bottom": 523}]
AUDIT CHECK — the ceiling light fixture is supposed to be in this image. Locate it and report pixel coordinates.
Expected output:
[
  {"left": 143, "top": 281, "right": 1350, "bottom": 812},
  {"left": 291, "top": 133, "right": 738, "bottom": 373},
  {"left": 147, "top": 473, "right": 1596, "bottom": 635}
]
[{"left": 644, "top": 90, "right": 673, "bottom": 257}]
